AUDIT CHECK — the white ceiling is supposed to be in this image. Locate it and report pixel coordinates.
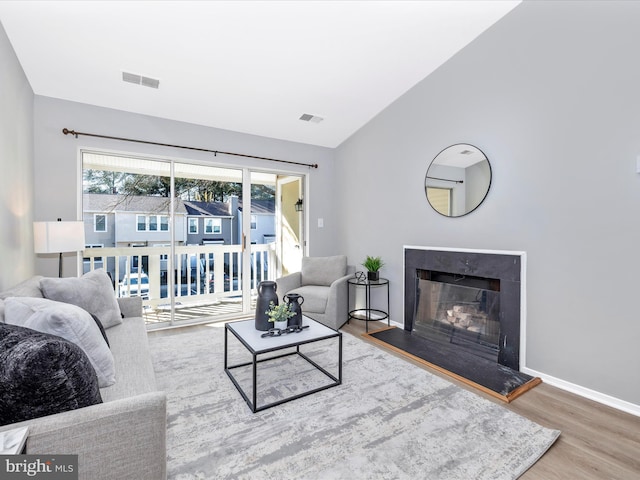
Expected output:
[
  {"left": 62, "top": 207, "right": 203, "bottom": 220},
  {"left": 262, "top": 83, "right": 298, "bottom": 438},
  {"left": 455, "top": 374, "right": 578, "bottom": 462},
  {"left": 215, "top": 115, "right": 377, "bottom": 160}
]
[{"left": 0, "top": 1, "right": 520, "bottom": 148}]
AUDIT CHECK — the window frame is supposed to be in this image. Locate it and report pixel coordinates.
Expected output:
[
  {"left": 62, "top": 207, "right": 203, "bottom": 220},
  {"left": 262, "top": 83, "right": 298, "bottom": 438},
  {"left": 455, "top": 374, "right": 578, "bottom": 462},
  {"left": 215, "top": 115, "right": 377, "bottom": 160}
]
[
  {"left": 136, "top": 215, "right": 147, "bottom": 232},
  {"left": 149, "top": 215, "right": 158, "bottom": 232},
  {"left": 204, "top": 217, "right": 222, "bottom": 234},
  {"left": 188, "top": 217, "right": 198, "bottom": 234}
]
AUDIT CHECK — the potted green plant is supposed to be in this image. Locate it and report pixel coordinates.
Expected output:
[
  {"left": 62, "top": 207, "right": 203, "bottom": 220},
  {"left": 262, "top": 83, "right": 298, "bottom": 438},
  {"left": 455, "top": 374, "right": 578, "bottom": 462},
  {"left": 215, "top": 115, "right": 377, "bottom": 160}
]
[
  {"left": 266, "top": 301, "right": 295, "bottom": 330},
  {"left": 362, "top": 255, "right": 384, "bottom": 281}
]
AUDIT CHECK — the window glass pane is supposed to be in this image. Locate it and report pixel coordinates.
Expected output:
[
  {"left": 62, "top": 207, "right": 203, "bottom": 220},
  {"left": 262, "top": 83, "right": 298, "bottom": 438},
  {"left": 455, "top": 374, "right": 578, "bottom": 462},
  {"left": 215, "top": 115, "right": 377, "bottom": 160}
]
[
  {"left": 95, "top": 214, "right": 106, "bottom": 232},
  {"left": 82, "top": 151, "right": 296, "bottom": 328},
  {"left": 250, "top": 172, "right": 277, "bottom": 286},
  {"left": 189, "top": 218, "right": 198, "bottom": 234},
  {"left": 137, "top": 215, "right": 147, "bottom": 231}
]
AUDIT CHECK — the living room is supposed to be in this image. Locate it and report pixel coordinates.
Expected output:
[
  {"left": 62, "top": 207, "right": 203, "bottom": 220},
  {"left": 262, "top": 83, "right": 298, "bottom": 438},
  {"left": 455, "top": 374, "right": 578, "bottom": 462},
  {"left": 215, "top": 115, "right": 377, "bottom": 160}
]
[{"left": 1, "top": 1, "right": 639, "bottom": 479}]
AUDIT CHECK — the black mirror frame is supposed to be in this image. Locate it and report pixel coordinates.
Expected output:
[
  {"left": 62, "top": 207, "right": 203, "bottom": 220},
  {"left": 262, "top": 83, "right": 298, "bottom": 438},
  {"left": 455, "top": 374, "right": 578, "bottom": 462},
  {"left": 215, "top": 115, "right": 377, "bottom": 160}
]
[{"left": 425, "top": 143, "right": 492, "bottom": 218}]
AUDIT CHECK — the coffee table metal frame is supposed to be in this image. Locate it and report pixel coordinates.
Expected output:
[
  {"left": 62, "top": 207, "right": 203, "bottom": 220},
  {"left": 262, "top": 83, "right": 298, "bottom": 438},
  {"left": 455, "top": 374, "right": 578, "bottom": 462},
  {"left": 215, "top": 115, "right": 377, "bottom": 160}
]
[{"left": 224, "top": 316, "right": 342, "bottom": 413}]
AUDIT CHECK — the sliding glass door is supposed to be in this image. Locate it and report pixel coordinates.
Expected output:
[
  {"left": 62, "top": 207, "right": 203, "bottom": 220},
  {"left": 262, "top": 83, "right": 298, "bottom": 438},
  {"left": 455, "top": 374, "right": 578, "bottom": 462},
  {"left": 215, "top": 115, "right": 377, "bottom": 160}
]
[{"left": 82, "top": 151, "right": 304, "bottom": 327}]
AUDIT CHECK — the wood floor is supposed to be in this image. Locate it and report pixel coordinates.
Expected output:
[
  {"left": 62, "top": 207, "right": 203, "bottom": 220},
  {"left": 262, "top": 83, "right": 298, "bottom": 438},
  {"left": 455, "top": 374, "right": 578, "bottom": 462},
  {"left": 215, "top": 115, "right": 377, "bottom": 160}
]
[{"left": 149, "top": 319, "right": 640, "bottom": 480}]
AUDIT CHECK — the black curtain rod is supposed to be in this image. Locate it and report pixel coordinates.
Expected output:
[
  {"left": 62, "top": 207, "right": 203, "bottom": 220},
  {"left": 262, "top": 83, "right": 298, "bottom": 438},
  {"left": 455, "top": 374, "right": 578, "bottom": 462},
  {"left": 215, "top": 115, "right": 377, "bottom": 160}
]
[
  {"left": 62, "top": 128, "right": 318, "bottom": 169},
  {"left": 426, "top": 176, "right": 463, "bottom": 184}
]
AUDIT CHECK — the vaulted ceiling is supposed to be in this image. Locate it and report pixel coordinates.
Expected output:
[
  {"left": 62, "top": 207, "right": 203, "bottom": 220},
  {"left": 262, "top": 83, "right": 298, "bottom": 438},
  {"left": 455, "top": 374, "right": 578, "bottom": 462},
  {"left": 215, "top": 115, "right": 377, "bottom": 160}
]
[{"left": 0, "top": 1, "right": 521, "bottom": 148}]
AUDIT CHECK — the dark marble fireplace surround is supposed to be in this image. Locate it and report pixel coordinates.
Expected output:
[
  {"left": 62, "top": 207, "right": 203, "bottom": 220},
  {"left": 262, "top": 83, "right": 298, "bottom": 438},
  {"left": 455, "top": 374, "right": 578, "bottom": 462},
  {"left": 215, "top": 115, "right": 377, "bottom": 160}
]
[
  {"left": 404, "top": 247, "right": 523, "bottom": 371},
  {"left": 366, "top": 247, "right": 535, "bottom": 399}
]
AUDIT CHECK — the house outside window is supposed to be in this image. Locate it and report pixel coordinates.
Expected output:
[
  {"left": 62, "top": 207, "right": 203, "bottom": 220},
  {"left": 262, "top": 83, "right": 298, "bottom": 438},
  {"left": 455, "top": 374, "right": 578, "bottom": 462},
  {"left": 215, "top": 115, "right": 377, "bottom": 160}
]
[
  {"left": 137, "top": 215, "right": 147, "bottom": 231},
  {"left": 149, "top": 215, "right": 158, "bottom": 231},
  {"left": 204, "top": 218, "right": 221, "bottom": 234},
  {"left": 251, "top": 215, "right": 257, "bottom": 230},
  {"left": 160, "top": 216, "right": 169, "bottom": 231},
  {"left": 83, "top": 244, "right": 104, "bottom": 263},
  {"left": 188, "top": 218, "right": 198, "bottom": 234},
  {"left": 94, "top": 214, "right": 107, "bottom": 232}
]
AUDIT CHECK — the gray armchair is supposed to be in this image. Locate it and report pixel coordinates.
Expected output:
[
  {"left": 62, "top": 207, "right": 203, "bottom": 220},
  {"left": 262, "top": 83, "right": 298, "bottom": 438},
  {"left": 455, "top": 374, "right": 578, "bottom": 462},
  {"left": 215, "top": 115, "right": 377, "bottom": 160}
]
[{"left": 276, "top": 255, "right": 355, "bottom": 330}]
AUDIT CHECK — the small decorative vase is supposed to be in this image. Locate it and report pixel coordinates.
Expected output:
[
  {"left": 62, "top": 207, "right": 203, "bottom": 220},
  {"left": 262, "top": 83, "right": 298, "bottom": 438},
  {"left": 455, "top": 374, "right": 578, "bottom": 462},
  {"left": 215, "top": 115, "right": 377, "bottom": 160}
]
[
  {"left": 274, "top": 320, "right": 288, "bottom": 330},
  {"left": 256, "top": 281, "right": 278, "bottom": 331},
  {"left": 284, "top": 293, "right": 304, "bottom": 327},
  {"left": 367, "top": 271, "right": 379, "bottom": 281}
]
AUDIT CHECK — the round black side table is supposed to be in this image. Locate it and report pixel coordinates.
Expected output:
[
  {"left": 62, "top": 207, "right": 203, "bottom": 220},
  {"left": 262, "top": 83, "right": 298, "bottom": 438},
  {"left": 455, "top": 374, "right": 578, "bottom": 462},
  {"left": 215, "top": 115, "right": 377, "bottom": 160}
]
[{"left": 347, "top": 277, "right": 390, "bottom": 333}]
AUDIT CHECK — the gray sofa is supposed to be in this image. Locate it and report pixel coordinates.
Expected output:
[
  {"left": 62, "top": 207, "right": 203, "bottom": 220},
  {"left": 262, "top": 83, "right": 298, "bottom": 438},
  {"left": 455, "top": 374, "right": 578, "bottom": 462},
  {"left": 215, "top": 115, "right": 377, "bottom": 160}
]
[
  {"left": 276, "top": 255, "right": 355, "bottom": 330},
  {"left": 0, "top": 277, "right": 166, "bottom": 480}
]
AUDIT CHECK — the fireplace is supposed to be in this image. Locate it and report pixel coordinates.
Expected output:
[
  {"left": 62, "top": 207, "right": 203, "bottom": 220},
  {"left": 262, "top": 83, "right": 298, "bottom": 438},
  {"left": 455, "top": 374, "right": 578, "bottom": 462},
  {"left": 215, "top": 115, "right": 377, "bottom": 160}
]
[
  {"left": 404, "top": 247, "right": 523, "bottom": 371},
  {"left": 367, "top": 246, "right": 539, "bottom": 401}
]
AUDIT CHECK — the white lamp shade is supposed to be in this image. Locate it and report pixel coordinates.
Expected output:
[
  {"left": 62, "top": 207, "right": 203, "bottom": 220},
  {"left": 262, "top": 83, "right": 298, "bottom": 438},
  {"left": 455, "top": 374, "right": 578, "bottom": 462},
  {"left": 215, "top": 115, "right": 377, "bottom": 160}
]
[{"left": 34, "top": 221, "right": 86, "bottom": 254}]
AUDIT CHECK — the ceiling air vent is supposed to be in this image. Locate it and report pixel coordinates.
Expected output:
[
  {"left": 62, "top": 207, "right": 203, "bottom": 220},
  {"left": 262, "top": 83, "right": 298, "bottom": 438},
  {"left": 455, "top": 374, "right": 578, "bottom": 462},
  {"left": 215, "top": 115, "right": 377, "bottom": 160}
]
[
  {"left": 122, "top": 71, "right": 160, "bottom": 89},
  {"left": 299, "top": 113, "right": 324, "bottom": 123}
]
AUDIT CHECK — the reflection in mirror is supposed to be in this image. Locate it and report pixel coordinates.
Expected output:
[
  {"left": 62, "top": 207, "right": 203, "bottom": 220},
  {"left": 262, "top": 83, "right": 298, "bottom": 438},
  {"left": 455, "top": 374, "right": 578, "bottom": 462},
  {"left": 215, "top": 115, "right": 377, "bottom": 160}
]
[{"left": 425, "top": 144, "right": 492, "bottom": 217}]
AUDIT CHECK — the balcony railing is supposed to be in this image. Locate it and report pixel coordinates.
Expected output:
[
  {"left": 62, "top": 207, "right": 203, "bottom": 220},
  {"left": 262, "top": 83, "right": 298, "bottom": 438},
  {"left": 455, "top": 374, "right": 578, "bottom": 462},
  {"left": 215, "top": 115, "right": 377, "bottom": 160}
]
[{"left": 83, "top": 243, "right": 277, "bottom": 325}]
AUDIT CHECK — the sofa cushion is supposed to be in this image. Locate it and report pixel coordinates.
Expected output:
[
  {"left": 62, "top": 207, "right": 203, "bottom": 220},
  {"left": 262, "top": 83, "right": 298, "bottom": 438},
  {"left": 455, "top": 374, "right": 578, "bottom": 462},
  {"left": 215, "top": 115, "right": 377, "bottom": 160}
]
[
  {"left": 99, "top": 317, "right": 157, "bottom": 402},
  {"left": 4, "top": 297, "right": 116, "bottom": 388},
  {"left": 40, "top": 269, "right": 122, "bottom": 329},
  {"left": 301, "top": 255, "right": 347, "bottom": 287},
  {"left": 288, "top": 285, "right": 329, "bottom": 314},
  {"left": 0, "top": 323, "right": 102, "bottom": 427},
  {"left": 0, "top": 276, "right": 44, "bottom": 300}
]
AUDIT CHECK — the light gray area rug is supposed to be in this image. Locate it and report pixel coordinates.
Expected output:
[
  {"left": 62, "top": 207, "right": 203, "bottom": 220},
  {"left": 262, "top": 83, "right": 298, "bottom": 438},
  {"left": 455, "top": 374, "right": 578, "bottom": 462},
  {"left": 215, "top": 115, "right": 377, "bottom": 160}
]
[{"left": 149, "top": 325, "right": 560, "bottom": 480}]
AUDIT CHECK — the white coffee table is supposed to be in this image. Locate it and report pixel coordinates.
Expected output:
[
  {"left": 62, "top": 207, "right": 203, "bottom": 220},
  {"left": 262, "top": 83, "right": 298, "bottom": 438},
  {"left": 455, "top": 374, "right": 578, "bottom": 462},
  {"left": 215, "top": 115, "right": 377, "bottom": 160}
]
[{"left": 224, "top": 316, "right": 342, "bottom": 412}]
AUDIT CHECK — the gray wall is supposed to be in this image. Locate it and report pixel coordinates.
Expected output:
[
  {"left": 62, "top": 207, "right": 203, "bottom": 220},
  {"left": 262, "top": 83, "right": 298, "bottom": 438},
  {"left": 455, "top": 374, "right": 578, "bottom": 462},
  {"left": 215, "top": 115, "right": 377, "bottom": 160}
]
[
  {"left": 33, "top": 96, "right": 337, "bottom": 277},
  {"left": 0, "top": 21, "right": 34, "bottom": 290},
  {"left": 335, "top": 1, "right": 640, "bottom": 407},
  {"left": 465, "top": 160, "right": 491, "bottom": 212}
]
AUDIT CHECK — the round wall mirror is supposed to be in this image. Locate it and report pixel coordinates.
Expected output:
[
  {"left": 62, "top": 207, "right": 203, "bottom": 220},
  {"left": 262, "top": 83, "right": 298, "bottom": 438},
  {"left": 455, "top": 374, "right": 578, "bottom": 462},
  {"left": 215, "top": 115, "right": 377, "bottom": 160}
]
[{"left": 425, "top": 144, "right": 492, "bottom": 217}]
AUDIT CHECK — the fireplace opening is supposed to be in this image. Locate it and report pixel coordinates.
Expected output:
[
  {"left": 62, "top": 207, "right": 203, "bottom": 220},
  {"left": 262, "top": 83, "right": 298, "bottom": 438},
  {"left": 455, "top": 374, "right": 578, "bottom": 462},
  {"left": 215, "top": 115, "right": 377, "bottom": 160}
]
[{"left": 414, "top": 270, "right": 500, "bottom": 363}]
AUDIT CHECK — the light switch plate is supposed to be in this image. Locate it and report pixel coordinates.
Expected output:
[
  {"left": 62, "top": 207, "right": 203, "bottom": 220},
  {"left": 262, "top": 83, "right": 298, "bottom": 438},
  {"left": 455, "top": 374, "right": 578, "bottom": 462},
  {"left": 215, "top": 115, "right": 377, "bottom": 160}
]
[{"left": 318, "top": 218, "right": 324, "bottom": 228}]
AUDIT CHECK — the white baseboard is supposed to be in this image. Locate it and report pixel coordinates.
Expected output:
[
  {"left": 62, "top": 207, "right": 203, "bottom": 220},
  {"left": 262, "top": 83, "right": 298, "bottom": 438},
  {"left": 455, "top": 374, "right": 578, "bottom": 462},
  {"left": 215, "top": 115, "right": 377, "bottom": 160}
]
[{"left": 521, "top": 367, "right": 640, "bottom": 417}]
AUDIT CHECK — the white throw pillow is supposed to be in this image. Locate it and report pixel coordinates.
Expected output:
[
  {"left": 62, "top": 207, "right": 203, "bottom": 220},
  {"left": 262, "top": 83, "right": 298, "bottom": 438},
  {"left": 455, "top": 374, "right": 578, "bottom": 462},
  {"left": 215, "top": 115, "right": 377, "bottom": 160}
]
[
  {"left": 40, "top": 269, "right": 122, "bottom": 329},
  {"left": 4, "top": 297, "right": 116, "bottom": 388}
]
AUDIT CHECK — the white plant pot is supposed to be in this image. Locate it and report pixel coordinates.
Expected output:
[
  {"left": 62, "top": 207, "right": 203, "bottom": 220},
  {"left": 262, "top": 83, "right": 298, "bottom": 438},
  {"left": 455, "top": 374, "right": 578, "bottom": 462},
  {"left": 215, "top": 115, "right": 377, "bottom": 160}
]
[{"left": 274, "top": 320, "right": 288, "bottom": 330}]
